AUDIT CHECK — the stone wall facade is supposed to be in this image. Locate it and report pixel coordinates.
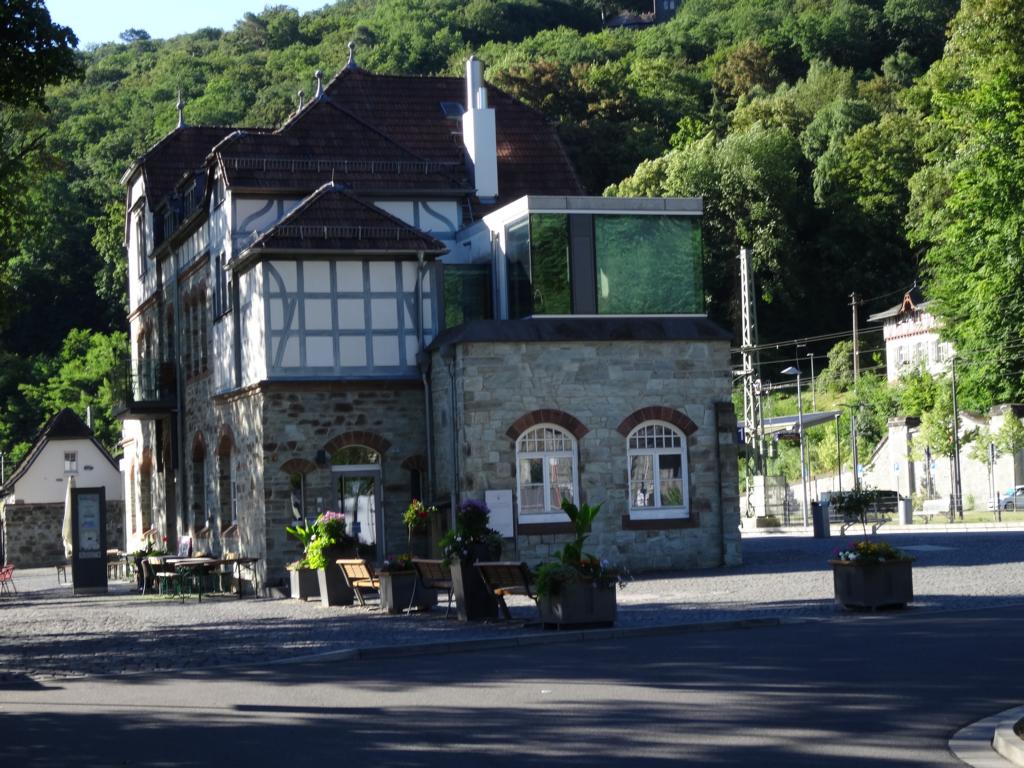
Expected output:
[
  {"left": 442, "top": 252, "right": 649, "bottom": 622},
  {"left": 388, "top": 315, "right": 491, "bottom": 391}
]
[
  {"left": 259, "top": 381, "right": 428, "bottom": 583},
  {"left": 432, "top": 339, "right": 742, "bottom": 571},
  {"left": 2, "top": 501, "right": 126, "bottom": 567}
]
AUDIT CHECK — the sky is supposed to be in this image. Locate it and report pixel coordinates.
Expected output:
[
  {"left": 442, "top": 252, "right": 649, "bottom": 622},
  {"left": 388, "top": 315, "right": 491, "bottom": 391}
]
[{"left": 45, "top": 0, "right": 332, "bottom": 48}]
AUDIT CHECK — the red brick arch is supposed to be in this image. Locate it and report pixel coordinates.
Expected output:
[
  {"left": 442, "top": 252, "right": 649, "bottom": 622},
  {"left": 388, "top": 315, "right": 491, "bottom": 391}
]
[
  {"left": 281, "top": 458, "right": 317, "bottom": 476},
  {"left": 506, "top": 409, "right": 589, "bottom": 441},
  {"left": 616, "top": 406, "right": 698, "bottom": 437},
  {"left": 401, "top": 455, "right": 427, "bottom": 472},
  {"left": 324, "top": 431, "right": 391, "bottom": 457},
  {"left": 216, "top": 424, "right": 234, "bottom": 456}
]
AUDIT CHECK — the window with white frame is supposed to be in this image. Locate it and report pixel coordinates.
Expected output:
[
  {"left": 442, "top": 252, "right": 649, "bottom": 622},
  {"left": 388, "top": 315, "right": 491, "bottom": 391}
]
[
  {"left": 218, "top": 452, "right": 237, "bottom": 528},
  {"left": 64, "top": 451, "right": 78, "bottom": 474},
  {"left": 135, "top": 209, "right": 148, "bottom": 276},
  {"left": 516, "top": 425, "right": 578, "bottom": 521},
  {"left": 627, "top": 422, "right": 689, "bottom": 518},
  {"left": 214, "top": 251, "right": 231, "bottom": 317}
]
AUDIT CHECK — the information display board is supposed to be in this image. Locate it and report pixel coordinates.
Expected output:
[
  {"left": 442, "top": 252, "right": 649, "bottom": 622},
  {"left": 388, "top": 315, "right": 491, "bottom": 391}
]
[{"left": 71, "top": 487, "right": 108, "bottom": 595}]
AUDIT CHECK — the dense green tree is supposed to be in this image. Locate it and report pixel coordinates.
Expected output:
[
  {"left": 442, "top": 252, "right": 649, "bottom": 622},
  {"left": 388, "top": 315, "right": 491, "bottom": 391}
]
[
  {"left": 909, "top": 0, "right": 1024, "bottom": 411},
  {"left": 19, "top": 329, "right": 127, "bottom": 460},
  {"left": 0, "top": 0, "right": 80, "bottom": 108}
]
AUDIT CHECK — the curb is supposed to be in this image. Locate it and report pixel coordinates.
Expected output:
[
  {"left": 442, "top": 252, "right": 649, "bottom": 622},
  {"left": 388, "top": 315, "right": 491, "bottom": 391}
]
[
  {"left": 994, "top": 720, "right": 1024, "bottom": 766},
  {"left": 951, "top": 705, "right": 1024, "bottom": 767}
]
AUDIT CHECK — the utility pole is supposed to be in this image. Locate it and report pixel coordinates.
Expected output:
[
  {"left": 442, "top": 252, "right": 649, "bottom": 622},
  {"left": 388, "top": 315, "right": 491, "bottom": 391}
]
[
  {"left": 850, "top": 292, "right": 860, "bottom": 491},
  {"left": 807, "top": 352, "right": 816, "bottom": 411},
  {"left": 850, "top": 292, "right": 860, "bottom": 382},
  {"left": 951, "top": 356, "right": 963, "bottom": 519}
]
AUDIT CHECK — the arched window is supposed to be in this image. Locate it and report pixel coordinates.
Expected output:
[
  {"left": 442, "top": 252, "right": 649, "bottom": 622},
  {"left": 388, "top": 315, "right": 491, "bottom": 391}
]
[
  {"left": 627, "top": 422, "right": 688, "bottom": 518},
  {"left": 191, "top": 435, "right": 207, "bottom": 533},
  {"left": 516, "top": 425, "right": 578, "bottom": 520},
  {"left": 217, "top": 432, "right": 236, "bottom": 531}
]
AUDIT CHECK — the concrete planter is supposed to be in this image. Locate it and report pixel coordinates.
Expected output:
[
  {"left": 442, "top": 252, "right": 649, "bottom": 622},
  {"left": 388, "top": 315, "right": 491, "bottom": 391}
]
[
  {"left": 450, "top": 557, "right": 498, "bottom": 621},
  {"left": 829, "top": 559, "right": 914, "bottom": 609},
  {"left": 317, "top": 545, "right": 358, "bottom": 607},
  {"left": 379, "top": 570, "right": 436, "bottom": 614},
  {"left": 289, "top": 568, "right": 320, "bottom": 600},
  {"left": 538, "top": 580, "right": 617, "bottom": 629}
]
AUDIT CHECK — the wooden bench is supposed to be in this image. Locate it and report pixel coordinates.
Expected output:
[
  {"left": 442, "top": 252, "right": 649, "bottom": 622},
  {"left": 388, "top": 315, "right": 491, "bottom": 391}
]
[
  {"left": 336, "top": 558, "right": 380, "bottom": 607},
  {"left": 918, "top": 497, "right": 951, "bottom": 523},
  {"left": 475, "top": 561, "right": 536, "bottom": 621},
  {"left": 0, "top": 565, "right": 15, "bottom": 597},
  {"left": 411, "top": 559, "right": 453, "bottom": 617}
]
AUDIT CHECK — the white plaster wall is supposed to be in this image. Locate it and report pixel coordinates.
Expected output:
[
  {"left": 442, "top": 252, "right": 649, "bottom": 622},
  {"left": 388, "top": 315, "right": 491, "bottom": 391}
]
[
  {"left": 239, "top": 263, "right": 266, "bottom": 385},
  {"left": 231, "top": 197, "right": 302, "bottom": 254},
  {"left": 9, "top": 439, "right": 123, "bottom": 504}
]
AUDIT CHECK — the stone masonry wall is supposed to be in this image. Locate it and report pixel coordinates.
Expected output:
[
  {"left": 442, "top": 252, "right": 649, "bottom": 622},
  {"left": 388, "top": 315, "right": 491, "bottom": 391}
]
[
  {"left": 2, "top": 501, "right": 126, "bottom": 567},
  {"left": 260, "top": 382, "right": 427, "bottom": 585},
  {"left": 436, "top": 339, "right": 741, "bottom": 572}
]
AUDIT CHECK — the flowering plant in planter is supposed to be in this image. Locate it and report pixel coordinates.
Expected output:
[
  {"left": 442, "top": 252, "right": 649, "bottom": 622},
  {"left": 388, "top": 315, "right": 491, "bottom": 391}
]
[
  {"left": 306, "top": 511, "right": 355, "bottom": 569},
  {"left": 832, "top": 539, "right": 913, "bottom": 563},
  {"left": 534, "top": 499, "right": 621, "bottom": 596},
  {"left": 379, "top": 553, "right": 414, "bottom": 572},
  {"left": 439, "top": 499, "right": 502, "bottom": 565}
]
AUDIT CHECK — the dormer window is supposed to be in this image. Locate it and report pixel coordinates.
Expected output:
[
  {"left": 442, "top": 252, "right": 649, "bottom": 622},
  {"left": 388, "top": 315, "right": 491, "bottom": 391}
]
[{"left": 439, "top": 101, "right": 465, "bottom": 120}]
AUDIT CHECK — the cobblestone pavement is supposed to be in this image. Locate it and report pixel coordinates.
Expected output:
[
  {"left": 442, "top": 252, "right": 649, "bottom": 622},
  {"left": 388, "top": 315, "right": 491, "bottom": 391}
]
[{"left": 2, "top": 528, "right": 1022, "bottom": 683}]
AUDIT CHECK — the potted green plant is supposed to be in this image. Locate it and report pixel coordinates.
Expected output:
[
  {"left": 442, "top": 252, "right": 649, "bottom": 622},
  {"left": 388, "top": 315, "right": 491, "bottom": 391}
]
[
  {"left": 306, "top": 511, "right": 358, "bottom": 607},
  {"left": 439, "top": 499, "right": 503, "bottom": 621},
  {"left": 285, "top": 519, "right": 319, "bottom": 600},
  {"left": 829, "top": 538, "right": 915, "bottom": 609},
  {"left": 535, "top": 499, "right": 620, "bottom": 628},
  {"left": 377, "top": 553, "right": 436, "bottom": 614}
]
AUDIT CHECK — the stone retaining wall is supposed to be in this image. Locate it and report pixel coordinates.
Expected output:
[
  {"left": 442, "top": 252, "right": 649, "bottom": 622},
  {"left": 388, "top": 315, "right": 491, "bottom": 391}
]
[{"left": 2, "top": 501, "right": 126, "bottom": 567}]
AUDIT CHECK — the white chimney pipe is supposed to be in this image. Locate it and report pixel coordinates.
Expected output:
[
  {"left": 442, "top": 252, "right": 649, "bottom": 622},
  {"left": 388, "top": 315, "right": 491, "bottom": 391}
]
[{"left": 463, "top": 56, "right": 498, "bottom": 201}]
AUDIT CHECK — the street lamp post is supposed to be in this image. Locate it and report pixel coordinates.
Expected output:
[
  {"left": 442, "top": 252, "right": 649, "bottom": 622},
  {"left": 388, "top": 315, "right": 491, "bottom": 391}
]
[
  {"left": 806, "top": 352, "right": 816, "bottom": 411},
  {"left": 782, "top": 366, "right": 809, "bottom": 526}
]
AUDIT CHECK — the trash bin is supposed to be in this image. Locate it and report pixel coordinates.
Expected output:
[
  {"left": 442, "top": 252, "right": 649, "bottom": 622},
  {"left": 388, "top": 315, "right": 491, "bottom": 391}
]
[
  {"left": 811, "top": 501, "right": 829, "bottom": 538},
  {"left": 898, "top": 498, "right": 912, "bottom": 526}
]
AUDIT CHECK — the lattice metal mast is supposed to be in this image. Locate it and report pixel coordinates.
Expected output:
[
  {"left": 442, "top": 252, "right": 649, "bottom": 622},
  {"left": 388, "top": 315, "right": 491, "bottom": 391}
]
[{"left": 739, "top": 247, "right": 763, "bottom": 474}]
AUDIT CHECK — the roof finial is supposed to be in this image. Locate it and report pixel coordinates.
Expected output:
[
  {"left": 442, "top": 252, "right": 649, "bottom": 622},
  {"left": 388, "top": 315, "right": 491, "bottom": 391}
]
[
  {"left": 297, "top": 89, "right": 305, "bottom": 110},
  {"left": 344, "top": 40, "right": 358, "bottom": 71},
  {"left": 314, "top": 69, "right": 324, "bottom": 98},
  {"left": 176, "top": 90, "right": 185, "bottom": 129}
]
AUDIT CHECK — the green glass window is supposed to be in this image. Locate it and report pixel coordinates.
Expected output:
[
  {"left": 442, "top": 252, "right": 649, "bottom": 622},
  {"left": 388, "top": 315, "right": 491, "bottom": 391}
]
[
  {"left": 443, "top": 263, "right": 493, "bottom": 329},
  {"left": 505, "top": 214, "right": 571, "bottom": 318},
  {"left": 506, "top": 218, "right": 532, "bottom": 319},
  {"left": 595, "top": 215, "right": 703, "bottom": 315}
]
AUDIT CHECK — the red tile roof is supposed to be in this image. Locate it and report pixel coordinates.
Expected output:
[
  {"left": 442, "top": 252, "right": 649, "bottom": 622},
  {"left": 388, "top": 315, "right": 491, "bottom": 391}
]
[
  {"left": 243, "top": 183, "right": 447, "bottom": 255},
  {"left": 127, "top": 65, "right": 584, "bottom": 220},
  {"left": 128, "top": 126, "right": 239, "bottom": 207},
  {"left": 322, "top": 69, "right": 584, "bottom": 207}
]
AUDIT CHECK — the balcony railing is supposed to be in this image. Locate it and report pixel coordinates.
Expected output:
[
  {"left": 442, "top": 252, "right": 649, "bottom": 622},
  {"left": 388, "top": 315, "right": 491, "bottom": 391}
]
[{"left": 113, "top": 358, "right": 177, "bottom": 419}]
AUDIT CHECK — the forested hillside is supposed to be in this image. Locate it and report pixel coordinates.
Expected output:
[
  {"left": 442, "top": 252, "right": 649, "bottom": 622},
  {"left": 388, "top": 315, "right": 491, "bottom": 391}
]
[{"left": 2, "top": 0, "right": 1020, "bottom": 466}]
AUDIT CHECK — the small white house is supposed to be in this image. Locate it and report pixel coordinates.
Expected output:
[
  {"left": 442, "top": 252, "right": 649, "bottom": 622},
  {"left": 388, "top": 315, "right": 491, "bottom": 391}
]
[
  {"left": 1, "top": 409, "right": 122, "bottom": 504},
  {"left": 868, "top": 288, "right": 955, "bottom": 383}
]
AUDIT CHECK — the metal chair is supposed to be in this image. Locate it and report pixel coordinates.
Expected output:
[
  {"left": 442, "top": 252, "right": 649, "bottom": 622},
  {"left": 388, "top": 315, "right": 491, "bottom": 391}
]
[{"left": 0, "top": 565, "right": 16, "bottom": 596}]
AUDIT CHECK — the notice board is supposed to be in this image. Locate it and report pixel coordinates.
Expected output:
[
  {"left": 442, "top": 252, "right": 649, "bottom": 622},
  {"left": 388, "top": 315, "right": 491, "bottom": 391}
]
[{"left": 71, "top": 487, "right": 108, "bottom": 595}]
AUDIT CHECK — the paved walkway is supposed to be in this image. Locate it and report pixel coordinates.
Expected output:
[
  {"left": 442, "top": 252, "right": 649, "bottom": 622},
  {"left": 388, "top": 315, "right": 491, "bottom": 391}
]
[{"left": 2, "top": 529, "right": 1023, "bottom": 684}]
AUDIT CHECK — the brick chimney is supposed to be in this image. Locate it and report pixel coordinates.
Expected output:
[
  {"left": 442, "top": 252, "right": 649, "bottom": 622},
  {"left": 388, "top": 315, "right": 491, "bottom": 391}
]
[{"left": 462, "top": 56, "right": 498, "bottom": 202}]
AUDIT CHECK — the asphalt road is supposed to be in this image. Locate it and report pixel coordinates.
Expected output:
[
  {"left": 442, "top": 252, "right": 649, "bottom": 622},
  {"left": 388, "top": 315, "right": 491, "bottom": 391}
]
[{"left": 3, "top": 603, "right": 1023, "bottom": 767}]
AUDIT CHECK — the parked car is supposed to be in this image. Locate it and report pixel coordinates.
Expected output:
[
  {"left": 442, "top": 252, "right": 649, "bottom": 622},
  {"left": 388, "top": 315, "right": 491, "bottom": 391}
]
[{"left": 998, "top": 486, "right": 1024, "bottom": 511}]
